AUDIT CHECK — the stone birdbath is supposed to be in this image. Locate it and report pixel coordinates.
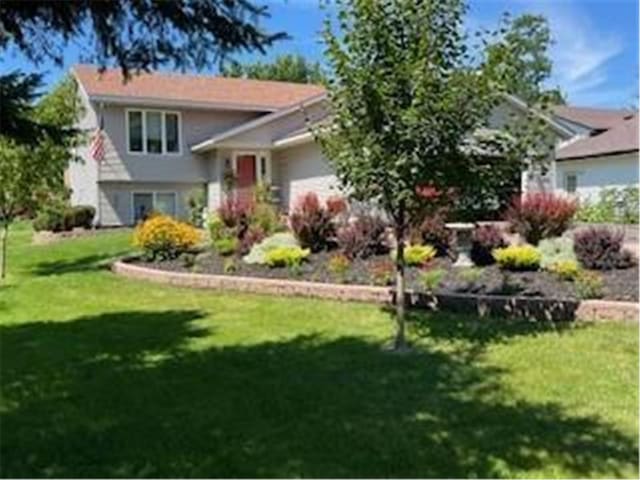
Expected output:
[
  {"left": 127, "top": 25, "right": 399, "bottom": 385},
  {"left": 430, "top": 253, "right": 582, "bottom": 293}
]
[{"left": 445, "top": 222, "right": 475, "bottom": 267}]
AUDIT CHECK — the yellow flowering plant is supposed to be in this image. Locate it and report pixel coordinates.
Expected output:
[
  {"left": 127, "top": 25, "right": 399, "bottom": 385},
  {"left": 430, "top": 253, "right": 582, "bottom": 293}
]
[{"left": 133, "top": 214, "right": 201, "bottom": 260}]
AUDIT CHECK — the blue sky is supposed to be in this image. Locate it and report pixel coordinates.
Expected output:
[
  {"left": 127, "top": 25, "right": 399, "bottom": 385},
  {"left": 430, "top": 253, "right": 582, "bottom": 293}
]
[{"left": 3, "top": 0, "right": 637, "bottom": 108}]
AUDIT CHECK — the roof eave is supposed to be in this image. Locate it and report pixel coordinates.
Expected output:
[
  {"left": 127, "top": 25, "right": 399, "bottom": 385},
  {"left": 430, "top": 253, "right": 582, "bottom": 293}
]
[{"left": 556, "top": 148, "right": 639, "bottom": 161}]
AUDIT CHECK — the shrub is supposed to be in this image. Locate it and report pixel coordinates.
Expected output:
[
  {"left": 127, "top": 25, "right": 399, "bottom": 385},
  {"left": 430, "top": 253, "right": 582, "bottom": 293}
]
[
  {"left": 575, "top": 271, "right": 604, "bottom": 299},
  {"left": 68, "top": 205, "right": 95, "bottom": 229},
  {"left": 493, "top": 245, "right": 541, "bottom": 271},
  {"left": 413, "top": 214, "right": 452, "bottom": 256},
  {"left": 505, "top": 193, "right": 577, "bottom": 244},
  {"left": 33, "top": 202, "right": 66, "bottom": 232},
  {"left": 574, "top": 227, "right": 636, "bottom": 270},
  {"left": 243, "top": 233, "right": 299, "bottom": 264},
  {"left": 289, "top": 192, "right": 336, "bottom": 252},
  {"left": 470, "top": 225, "right": 507, "bottom": 266},
  {"left": 538, "top": 237, "right": 577, "bottom": 269},
  {"left": 133, "top": 215, "right": 201, "bottom": 260},
  {"left": 218, "top": 196, "right": 254, "bottom": 230},
  {"left": 393, "top": 244, "right": 436, "bottom": 267},
  {"left": 223, "top": 258, "right": 237, "bottom": 274},
  {"left": 548, "top": 260, "right": 580, "bottom": 281},
  {"left": 213, "top": 236, "right": 239, "bottom": 256},
  {"left": 369, "top": 259, "right": 394, "bottom": 286},
  {"left": 457, "top": 267, "right": 483, "bottom": 283},
  {"left": 326, "top": 196, "right": 348, "bottom": 217},
  {"left": 336, "top": 215, "right": 389, "bottom": 259},
  {"left": 421, "top": 268, "right": 446, "bottom": 292},
  {"left": 186, "top": 188, "right": 206, "bottom": 227},
  {"left": 264, "top": 246, "right": 310, "bottom": 268},
  {"left": 208, "top": 213, "right": 225, "bottom": 242},
  {"left": 252, "top": 202, "right": 281, "bottom": 236},
  {"left": 327, "top": 253, "right": 351, "bottom": 282},
  {"left": 576, "top": 187, "right": 639, "bottom": 224},
  {"left": 238, "top": 226, "right": 265, "bottom": 256}
]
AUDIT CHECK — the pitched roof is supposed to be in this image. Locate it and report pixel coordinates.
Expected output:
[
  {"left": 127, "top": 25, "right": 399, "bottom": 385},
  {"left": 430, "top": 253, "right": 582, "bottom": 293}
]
[
  {"left": 72, "top": 64, "right": 326, "bottom": 111},
  {"left": 556, "top": 114, "right": 638, "bottom": 160},
  {"left": 553, "top": 105, "right": 630, "bottom": 130}
]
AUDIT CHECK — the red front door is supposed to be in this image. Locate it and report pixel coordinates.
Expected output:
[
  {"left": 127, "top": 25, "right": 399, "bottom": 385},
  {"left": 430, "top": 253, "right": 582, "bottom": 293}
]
[{"left": 236, "top": 155, "right": 256, "bottom": 202}]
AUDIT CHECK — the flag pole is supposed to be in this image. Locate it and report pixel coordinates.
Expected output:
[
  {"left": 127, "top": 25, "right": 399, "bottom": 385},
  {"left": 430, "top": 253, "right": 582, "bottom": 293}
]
[{"left": 96, "top": 102, "right": 104, "bottom": 228}]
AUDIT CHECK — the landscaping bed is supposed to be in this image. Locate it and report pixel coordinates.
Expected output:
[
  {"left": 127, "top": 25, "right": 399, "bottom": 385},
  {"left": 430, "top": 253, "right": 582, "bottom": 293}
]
[{"left": 131, "top": 251, "right": 639, "bottom": 302}]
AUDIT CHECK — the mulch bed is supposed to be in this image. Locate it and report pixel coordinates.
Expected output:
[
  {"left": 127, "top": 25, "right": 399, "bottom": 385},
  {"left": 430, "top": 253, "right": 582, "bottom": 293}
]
[{"left": 132, "top": 250, "right": 639, "bottom": 303}]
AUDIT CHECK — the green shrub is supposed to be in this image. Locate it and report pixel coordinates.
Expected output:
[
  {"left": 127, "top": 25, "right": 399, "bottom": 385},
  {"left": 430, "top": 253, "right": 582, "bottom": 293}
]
[
  {"left": 538, "top": 237, "right": 576, "bottom": 269},
  {"left": 68, "top": 205, "right": 95, "bottom": 229},
  {"left": 243, "top": 232, "right": 299, "bottom": 264},
  {"left": 252, "top": 201, "right": 281, "bottom": 235},
  {"left": 327, "top": 253, "right": 351, "bottom": 282},
  {"left": 493, "top": 245, "right": 541, "bottom": 271},
  {"left": 421, "top": 268, "right": 446, "bottom": 292},
  {"left": 264, "top": 246, "right": 310, "bottom": 268},
  {"left": 457, "top": 267, "right": 482, "bottom": 283},
  {"left": 548, "top": 260, "right": 580, "bottom": 281},
  {"left": 208, "top": 213, "right": 225, "bottom": 242},
  {"left": 213, "top": 236, "right": 239, "bottom": 256},
  {"left": 33, "top": 204, "right": 65, "bottom": 232},
  {"left": 186, "top": 188, "right": 206, "bottom": 227},
  {"left": 392, "top": 244, "right": 436, "bottom": 266},
  {"left": 576, "top": 187, "right": 639, "bottom": 224},
  {"left": 575, "top": 271, "right": 604, "bottom": 299},
  {"left": 223, "top": 258, "right": 237, "bottom": 274}
]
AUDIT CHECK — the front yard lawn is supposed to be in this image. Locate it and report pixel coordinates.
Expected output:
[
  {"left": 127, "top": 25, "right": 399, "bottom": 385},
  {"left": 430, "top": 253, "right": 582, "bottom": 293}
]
[{"left": 1, "top": 224, "right": 638, "bottom": 478}]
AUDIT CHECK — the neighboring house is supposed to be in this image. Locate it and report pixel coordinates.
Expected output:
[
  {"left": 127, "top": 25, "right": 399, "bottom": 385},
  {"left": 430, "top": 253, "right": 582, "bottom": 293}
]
[
  {"left": 550, "top": 106, "right": 639, "bottom": 201},
  {"left": 69, "top": 65, "right": 569, "bottom": 226}
]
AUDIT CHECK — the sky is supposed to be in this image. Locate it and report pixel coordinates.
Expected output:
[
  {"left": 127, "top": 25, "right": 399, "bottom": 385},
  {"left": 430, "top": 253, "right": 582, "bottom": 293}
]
[{"left": 3, "top": 0, "right": 638, "bottom": 108}]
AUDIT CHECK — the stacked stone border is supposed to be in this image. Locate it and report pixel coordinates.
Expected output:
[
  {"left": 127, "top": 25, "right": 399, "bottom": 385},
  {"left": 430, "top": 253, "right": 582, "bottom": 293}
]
[{"left": 112, "top": 260, "right": 639, "bottom": 322}]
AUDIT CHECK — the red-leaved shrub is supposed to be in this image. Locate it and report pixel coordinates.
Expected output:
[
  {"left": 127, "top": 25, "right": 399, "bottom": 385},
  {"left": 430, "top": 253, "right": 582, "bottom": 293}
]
[
  {"left": 505, "top": 193, "right": 577, "bottom": 245},
  {"left": 412, "top": 214, "right": 453, "bottom": 257},
  {"left": 326, "top": 196, "right": 348, "bottom": 217},
  {"left": 470, "top": 225, "right": 507, "bottom": 266},
  {"left": 574, "top": 227, "right": 636, "bottom": 270},
  {"left": 218, "top": 197, "right": 254, "bottom": 230},
  {"left": 289, "top": 193, "right": 336, "bottom": 252},
  {"left": 336, "top": 215, "right": 389, "bottom": 259}
]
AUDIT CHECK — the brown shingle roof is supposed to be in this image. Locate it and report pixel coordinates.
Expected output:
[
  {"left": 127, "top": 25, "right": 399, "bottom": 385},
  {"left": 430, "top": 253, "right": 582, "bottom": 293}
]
[
  {"left": 553, "top": 105, "right": 630, "bottom": 130},
  {"left": 73, "top": 64, "right": 326, "bottom": 111},
  {"left": 556, "top": 114, "right": 638, "bottom": 160}
]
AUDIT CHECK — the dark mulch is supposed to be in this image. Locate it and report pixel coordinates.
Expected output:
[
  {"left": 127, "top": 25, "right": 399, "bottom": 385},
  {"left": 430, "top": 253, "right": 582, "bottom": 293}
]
[{"left": 134, "top": 251, "right": 639, "bottom": 302}]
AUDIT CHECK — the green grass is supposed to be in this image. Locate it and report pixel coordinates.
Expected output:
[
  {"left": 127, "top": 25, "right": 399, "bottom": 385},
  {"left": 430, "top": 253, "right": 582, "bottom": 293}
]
[{"left": 1, "top": 223, "right": 638, "bottom": 478}]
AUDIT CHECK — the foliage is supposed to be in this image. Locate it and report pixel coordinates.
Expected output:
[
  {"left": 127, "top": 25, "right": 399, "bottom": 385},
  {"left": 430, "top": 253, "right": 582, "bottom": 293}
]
[
  {"left": 493, "top": 245, "right": 541, "bottom": 271},
  {"left": 69, "top": 206, "right": 96, "bottom": 229},
  {"left": 574, "top": 227, "right": 636, "bottom": 270},
  {"left": 393, "top": 245, "right": 436, "bottom": 267},
  {"left": 336, "top": 215, "right": 389, "bottom": 259},
  {"left": 421, "top": 268, "right": 446, "bottom": 293},
  {"left": 470, "top": 225, "right": 507, "bottom": 266},
  {"left": 327, "top": 253, "right": 351, "bottom": 282},
  {"left": 368, "top": 259, "right": 395, "bottom": 287},
  {"left": 576, "top": 187, "right": 639, "bottom": 225},
  {"left": 538, "top": 237, "right": 577, "bottom": 270},
  {"left": 221, "top": 54, "right": 325, "bottom": 84},
  {"left": 213, "top": 236, "right": 239, "bottom": 257},
  {"left": 505, "top": 193, "right": 577, "bottom": 245},
  {"left": 264, "top": 246, "right": 310, "bottom": 268},
  {"left": 575, "top": 271, "right": 604, "bottom": 299},
  {"left": 223, "top": 257, "right": 237, "bottom": 274},
  {"left": 252, "top": 201, "right": 281, "bottom": 235},
  {"left": 180, "top": 252, "right": 196, "bottom": 269},
  {"left": 326, "top": 196, "right": 348, "bottom": 218},
  {"left": 457, "top": 267, "right": 483, "bottom": 284},
  {"left": 243, "top": 232, "right": 299, "bottom": 265},
  {"left": 548, "top": 260, "right": 580, "bottom": 281},
  {"left": 412, "top": 214, "right": 453, "bottom": 257},
  {"left": 289, "top": 192, "right": 337, "bottom": 252},
  {"left": 133, "top": 215, "right": 201, "bottom": 261},
  {"left": 186, "top": 188, "right": 206, "bottom": 227},
  {"left": 208, "top": 214, "right": 225, "bottom": 242},
  {"left": 218, "top": 197, "right": 254, "bottom": 231},
  {"left": 33, "top": 203, "right": 96, "bottom": 232}
]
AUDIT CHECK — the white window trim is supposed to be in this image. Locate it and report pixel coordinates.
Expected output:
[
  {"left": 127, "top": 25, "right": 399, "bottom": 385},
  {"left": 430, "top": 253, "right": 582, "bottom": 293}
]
[
  {"left": 231, "top": 150, "right": 272, "bottom": 185},
  {"left": 126, "top": 109, "right": 182, "bottom": 156},
  {"left": 131, "top": 191, "right": 178, "bottom": 223}
]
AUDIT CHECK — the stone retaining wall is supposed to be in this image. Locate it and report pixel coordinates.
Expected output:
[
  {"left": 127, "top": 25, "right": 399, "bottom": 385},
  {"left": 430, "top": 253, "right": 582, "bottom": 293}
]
[{"left": 112, "top": 260, "right": 639, "bottom": 322}]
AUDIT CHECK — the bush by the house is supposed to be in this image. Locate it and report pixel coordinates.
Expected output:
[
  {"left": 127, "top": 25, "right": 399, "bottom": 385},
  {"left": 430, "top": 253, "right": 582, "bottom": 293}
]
[
  {"left": 575, "top": 270, "right": 604, "bottom": 299},
  {"left": 493, "top": 245, "right": 541, "bottom": 271},
  {"left": 574, "top": 227, "right": 636, "bottom": 270},
  {"left": 289, "top": 192, "right": 337, "bottom": 252},
  {"left": 412, "top": 214, "right": 452, "bottom": 257},
  {"left": 264, "top": 246, "right": 310, "bottom": 268},
  {"left": 538, "top": 237, "right": 577, "bottom": 270},
  {"left": 326, "top": 196, "right": 348, "bottom": 218},
  {"left": 505, "top": 193, "right": 577, "bottom": 245},
  {"left": 243, "top": 232, "right": 299, "bottom": 264},
  {"left": 33, "top": 203, "right": 96, "bottom": 232},
  {"left": 213, "top": 236, "right": 238, "bottom": 256},
  {"left": 133, "top": 214, "right": 201, "bottom": 260},
  {"left": 336, "top": 214, "right": 389, "bottom": 259},
  {"left": 327, "top": 253, "right": 351, "bottom": 282},
  {"left": 186, "top": 188, "right": 206, "bottom": 227},
  {"left": 470, "top": 225, "right": 507, "bottom": 266},
  {"left": 393, "top": 244, "right": 436, "bottom": 267},
  {"left": 576, "top": 187, "right": 639, "bottom": 224},
  {"left": 548, "top": 259, "right": 580, "bottom": 281}
]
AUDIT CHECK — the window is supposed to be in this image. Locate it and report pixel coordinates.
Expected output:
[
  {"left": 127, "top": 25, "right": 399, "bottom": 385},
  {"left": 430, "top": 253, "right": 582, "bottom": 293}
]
[
  {"left": 132, "top": 192, "right": 178, "bottom": 223},
  {"left": 128, "top": 111, "right": 143, "bottom": 152},
  {"left": 127, "top": 110, "right": 181, "bottom": 154},
  {"left": 155, "top": 192, "right": 177, "bottom": 217},
  {"left": 133, "top": 193, "right": 153, "bottom": 222},
  {"left": 565, "top": 173, "right": 578, "bottom": 193}
]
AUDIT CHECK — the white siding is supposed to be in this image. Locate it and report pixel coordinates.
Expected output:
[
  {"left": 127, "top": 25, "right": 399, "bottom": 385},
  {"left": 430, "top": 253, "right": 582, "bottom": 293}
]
[
  {"left": 274, "top": 143, "right": 340, "bottom": 211},
  {"left": 554, "top": 152, "right": 639, "bottom": 201}
]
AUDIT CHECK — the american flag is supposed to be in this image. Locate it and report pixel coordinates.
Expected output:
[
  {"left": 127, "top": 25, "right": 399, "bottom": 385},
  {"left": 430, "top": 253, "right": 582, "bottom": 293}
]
[{"left": 89, "top": 127, "right": 105, "bottom": 163}]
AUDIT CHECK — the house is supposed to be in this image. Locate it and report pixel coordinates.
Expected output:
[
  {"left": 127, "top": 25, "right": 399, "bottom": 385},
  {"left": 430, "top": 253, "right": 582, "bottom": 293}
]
[
  {"left": 69, "top": 65, "right": 569, "bottom": 226},
  {"left": 550, "top": 106, "right": 639, "bottom": 201}
]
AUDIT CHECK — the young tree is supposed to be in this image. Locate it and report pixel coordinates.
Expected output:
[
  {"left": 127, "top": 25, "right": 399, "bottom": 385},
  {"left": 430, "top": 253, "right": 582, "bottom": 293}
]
[
  {"left": 319, "top": 0, "right": 544, "bottom": 349},
  {"left": 221, "top": 54, "right": 326, "bottom": 84}
]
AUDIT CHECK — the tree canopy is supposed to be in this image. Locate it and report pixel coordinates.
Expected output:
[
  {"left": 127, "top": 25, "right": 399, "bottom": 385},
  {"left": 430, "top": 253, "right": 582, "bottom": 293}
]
[{"left": 221, "top": 54, "right": 326, "bottom": 84}]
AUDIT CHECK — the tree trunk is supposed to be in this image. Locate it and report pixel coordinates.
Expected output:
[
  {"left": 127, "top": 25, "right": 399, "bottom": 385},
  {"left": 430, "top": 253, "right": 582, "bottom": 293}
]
[
  {"left": 394, "top": 222, "right": 407, "bottom": 350},
  {"left": 1, "top": 222, "right": 8, "bottom": 280}
]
